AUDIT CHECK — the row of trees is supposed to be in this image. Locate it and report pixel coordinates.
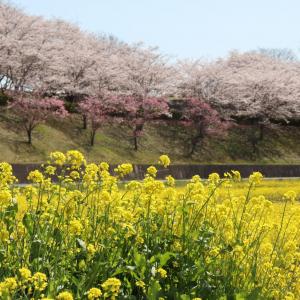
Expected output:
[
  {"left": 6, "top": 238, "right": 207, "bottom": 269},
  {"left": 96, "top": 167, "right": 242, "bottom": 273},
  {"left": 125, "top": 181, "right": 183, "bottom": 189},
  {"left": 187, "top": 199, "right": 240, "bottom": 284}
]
[
  {"left": 8, "top": 94, "right": 225, "bottom": 154},
  {"left": 0, "top": 2, "right": 175, "bottom": 99},
  {"left": 1, "top": 2, "right": 300, "bottom": 155}
]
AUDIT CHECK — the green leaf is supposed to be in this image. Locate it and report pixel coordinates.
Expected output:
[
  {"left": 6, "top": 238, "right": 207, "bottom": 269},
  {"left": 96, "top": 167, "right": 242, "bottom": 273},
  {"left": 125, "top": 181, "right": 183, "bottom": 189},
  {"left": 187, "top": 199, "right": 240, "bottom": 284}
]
[
  {"left": 0, "top": 249, "right": 5, "bottom": 262},
  {"left": 158, "top": 252, "right": 176, "bottom": 266},
  {"left": 147, "top": 280, "right": 161, "bottom": 300},
  {"left": 53, "top": 228, "right": 62, "bottom": 244},
  {"left": 134, "top": 251, "right": 146, "bottom": 268},
  {"left": 245, "top": 287, "right": 262, "bottom": 300},
  {"left": 22, "top": 213, "right": 33, "bottom": 236},
  {"left": 30, "top": 240, "right": 42, "bottom": 261},
  {"left": 180, "top": 294, "right": 191, "bottom": 300}
]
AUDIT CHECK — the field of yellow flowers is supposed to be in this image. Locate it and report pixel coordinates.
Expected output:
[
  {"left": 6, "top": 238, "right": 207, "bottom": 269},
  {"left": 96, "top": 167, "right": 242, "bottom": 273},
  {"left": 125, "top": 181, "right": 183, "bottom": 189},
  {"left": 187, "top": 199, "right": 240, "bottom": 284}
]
[{"left": 0, "top": 150, "right": 299, "bottom": 300}]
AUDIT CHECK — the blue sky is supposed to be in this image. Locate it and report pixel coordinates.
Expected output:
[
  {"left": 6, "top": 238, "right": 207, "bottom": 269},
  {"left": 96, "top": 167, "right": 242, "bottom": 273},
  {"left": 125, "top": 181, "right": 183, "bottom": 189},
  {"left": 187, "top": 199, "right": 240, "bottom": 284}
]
[{"left": 12, "top": 0, "right": 300, "bottom": 59}]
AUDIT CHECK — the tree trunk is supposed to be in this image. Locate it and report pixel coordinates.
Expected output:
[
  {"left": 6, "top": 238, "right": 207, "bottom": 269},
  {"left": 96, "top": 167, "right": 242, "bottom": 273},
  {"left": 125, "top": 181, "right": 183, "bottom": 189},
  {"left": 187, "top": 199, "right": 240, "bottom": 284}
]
[
  {"left": 133, "top": 123, "right": 144, "bottom": 151},
  {"left": 188, "top": 129, "right": 203, "bottom": 157},
  {"left": 251, "top": 139, "right": 258, "bottom": 155},
  {"left": 259, "top": 123, "right": 264, "bottom": 141},
  {"left": 133, "top": 136, "right": 138, "bottom": 151},
  {"left": 82, "top": 115, "right": 87, "bottom": 129},
  {"left": 248, "top": 125, "right": 260, "bottom": 158},
  {"left": 189, "top": 137, "right": 199, "bottom": 156},
  {"left": 90, "top": 130, "right": 96, "bottom": 146},
  {"left": 26, "top": 129, "right": 32, "bottom": 145}
]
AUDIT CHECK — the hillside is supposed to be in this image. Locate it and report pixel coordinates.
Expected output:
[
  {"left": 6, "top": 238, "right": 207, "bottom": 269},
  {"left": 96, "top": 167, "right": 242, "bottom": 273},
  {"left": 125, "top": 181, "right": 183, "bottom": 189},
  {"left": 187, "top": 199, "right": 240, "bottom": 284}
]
[{"left": 0, "top": 112, "right": 300, "bottom": 164}]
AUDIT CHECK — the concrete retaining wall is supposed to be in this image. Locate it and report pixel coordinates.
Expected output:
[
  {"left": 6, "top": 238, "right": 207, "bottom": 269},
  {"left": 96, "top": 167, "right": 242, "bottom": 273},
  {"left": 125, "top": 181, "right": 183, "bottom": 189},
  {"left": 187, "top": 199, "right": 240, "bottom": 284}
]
[{"left": 11, "top": 164, "right": 300, "bottom": 183}]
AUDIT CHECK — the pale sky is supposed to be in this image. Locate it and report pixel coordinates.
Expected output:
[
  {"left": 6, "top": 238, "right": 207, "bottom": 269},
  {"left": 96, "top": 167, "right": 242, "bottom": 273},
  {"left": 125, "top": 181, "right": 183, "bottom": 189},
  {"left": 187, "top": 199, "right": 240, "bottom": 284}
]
[{"left": 12, "top": 0, "right": 300, "bottom": 60}]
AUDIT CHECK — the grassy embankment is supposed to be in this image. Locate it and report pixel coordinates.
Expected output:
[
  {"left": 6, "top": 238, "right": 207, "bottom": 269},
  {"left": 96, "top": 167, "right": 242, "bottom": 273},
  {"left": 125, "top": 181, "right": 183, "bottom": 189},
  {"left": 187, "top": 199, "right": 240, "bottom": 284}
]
[{"left": 0, "top": 112, "right": 300, "bottom": 164}]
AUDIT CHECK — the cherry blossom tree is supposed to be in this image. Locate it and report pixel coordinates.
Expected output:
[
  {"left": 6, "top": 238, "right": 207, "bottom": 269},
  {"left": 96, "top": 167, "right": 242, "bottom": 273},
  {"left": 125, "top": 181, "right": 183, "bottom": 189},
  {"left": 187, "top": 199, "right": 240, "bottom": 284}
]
[
  {"left": 89, "top": 36, "right": 128, "bottom": 97},
  {"left": 255, "top": 48, "right": 298, "bottom": 62},
  {"left": 177, "top": 53, "right": 300, "bottom": 122},
  {"left": 181, "top": 98, "right": 227, "bottom": 156},
  {"left": 0, "top": 3, "right": 120, "bottom": 97},
  {"left": 78, "top": 97, "right": 110, "bottom": 146},
  {"left": 177, "top": 53, "right": 300, "bottom": 153},
  {"left": 45, "top": 22, "right": 97, "bottom": 95},
  {"left": 0, "top": 4, "right": 176, "bottom": 100},
  {"left": 176, "top": 59, "right": 221, "bottom": 101},
  {"left": 11, "top": 96, "right": 68, "bottom": 144},
  {"left": 79, "top": 36, "right": 127, "bottom": 129},
  {"left": 209, "top": 52, "right": 300, "bottom": 151},
  {"left": 113, "top": 45, "right": 174, "bottom": 150},
  {"left": 108, "top": 95, "right": 170, "bottom": 151},
  {"left": 0, "top": 3, "right": 45, "bottom": 91},
  {"left": 120, "top": 44, "right": 176, "bottom": 98}
]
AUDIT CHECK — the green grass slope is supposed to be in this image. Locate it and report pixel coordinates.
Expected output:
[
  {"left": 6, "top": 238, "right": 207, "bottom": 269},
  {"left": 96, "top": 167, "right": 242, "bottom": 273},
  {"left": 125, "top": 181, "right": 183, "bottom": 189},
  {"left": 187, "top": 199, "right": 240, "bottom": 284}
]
[{"left": 0, "top": 113, "right": 300, "bottom": 164}]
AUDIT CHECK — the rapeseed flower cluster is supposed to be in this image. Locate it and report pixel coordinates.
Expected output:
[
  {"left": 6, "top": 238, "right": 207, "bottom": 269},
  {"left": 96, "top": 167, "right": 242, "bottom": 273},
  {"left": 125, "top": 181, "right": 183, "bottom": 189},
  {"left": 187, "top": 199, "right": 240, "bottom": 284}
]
[
  {"left": 0, "top": 150, "right": 299, "bottom": 299},
  {"left": 158, "top": 155, "right": 171, "bottom": 168},
  {"left": 101, "top": 278, "right": 121, "bottom": 299},
  {"left": 27, "top": 169, "right": 44, "bottom": 183},
  {"left": 147, "top": 165, "right": 157, "bottom": 177},
  {"left": 114, "top": 163, "right": 133, "bottom": 178},
  {"left": 57, "top": 291, "right": 74, "bottom": 300},
  {"left": 66, "top": 150, "right": 86, "bottom": 169},
  {"left": 87, "top": 287, "right": 102, "bottom": 299},
  {"left": 49, "top": 151, "right": 66, "bottom": 166},
  {"left": 0, "top": 162, "right": 17, "bottom": 187}
]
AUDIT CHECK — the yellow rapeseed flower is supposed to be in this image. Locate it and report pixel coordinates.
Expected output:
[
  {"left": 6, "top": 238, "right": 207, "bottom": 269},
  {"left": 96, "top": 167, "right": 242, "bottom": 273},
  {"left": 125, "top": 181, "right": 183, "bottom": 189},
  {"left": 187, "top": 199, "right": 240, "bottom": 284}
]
[
  {"left": 208, "top": 173, "right": 220, "bottom": 184},
  {"left": 165, "top": 175, "right": 175, "bottom": 186},
  {"left": 136, "top": 280, "right": 146, "bottom": 293},
  {"left": 49, "top": 151, "right": 66, "bottom": 166},
  {"left": 27, "top": 170, "right": 44, "bottom": 184},
  {"left": 0, "top": 162, "right": 16, "bottom": 186},
  {"left": 32, "top": 272, "right": 47, "bottom": 291},
  {"left": 157, "top": 267, "right": 167, "bottom": 278},
  {"left": 99, "top": 162, "right": 109, "bottom": 171},
  {"left": 69, "top": 219, "right": 83, "bottom": 236},
  {"left": 56, "top": 291, "right": 73, "bottom": 300},
  {"left": 158, "top": 155, "right": 171, "bottom": 168},
  {"left": 45, "top": 165, "right": 56, "bottom": 175},
  {"left": 66, "top": 150, "right": 86, "bottom": 169},
  {"left": 114, "top": 163, "right": 133, "bottom": 178},
  {"left": 147, "top": 166, "right": 157, "bottom": 177},
  {"left": 249, "top": 171, "right": 263, "bottom": 185},
  {"left": 87, "top": 287, "right": 102, "bottom": 299},
  {"left": 69, "top": 171, "right": 80, "bottom": 180},
  {"left": 19, "top": 267, "right": 32, "bottom": 281},
  {"left": 0, "top": 189, "right": 12, "bottom": 207},
  {"left": 0, "top": 222, "right": 9, "bottom": 242},
  {"left": 101, "top": 277, "right": 121, "bottom": 299},
  {"left": 87, "top": 244, "right": 96, "bottom": 256},
  {"left": 0, "top": 277, "right": 17, "bottom": 293}
]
